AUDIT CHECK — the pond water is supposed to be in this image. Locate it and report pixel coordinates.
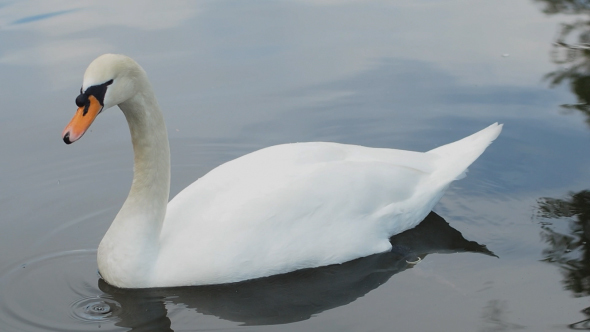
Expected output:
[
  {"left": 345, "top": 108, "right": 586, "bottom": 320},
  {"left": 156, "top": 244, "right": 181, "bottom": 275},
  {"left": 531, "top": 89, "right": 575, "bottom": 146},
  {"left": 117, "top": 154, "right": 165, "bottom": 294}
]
[{"left": 2, "top": 0, "right": 590, "bottom": 331}]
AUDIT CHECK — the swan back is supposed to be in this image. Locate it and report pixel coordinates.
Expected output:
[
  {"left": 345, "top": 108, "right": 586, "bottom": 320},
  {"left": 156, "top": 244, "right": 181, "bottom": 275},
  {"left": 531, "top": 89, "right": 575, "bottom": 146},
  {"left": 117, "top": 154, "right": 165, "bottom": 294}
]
[{"left": 154, "top": 124, "right": 501, "bottom": 286}]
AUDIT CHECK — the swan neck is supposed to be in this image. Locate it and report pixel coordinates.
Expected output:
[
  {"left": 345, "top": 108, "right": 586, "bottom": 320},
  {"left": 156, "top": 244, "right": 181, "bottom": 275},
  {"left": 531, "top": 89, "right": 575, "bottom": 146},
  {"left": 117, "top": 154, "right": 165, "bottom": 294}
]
[
  {"left": 97, "top": 81, "right": 170, "bottom": 287},
  {"left": 119, "top": 88, "right": 171, "bottom": 223}
]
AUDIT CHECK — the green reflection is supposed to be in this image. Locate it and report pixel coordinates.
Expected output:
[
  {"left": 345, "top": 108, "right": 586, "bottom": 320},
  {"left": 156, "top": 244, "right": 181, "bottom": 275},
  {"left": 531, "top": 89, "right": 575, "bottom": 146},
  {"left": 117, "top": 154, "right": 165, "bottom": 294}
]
[
  {"left": 534, "top": 0, "right": 590, "bottom": 14},
  {"left": 536, "top": 0, "right": 590, "bottom": 124},
  {"left": 538, "top": 190, "right": 590, "bottom": 329},
  {"left": 535, "top": 2, "right": 590, "bottom": 327},
  {"left": 539, "top": 191, "right": 590, "bottom": 296}
]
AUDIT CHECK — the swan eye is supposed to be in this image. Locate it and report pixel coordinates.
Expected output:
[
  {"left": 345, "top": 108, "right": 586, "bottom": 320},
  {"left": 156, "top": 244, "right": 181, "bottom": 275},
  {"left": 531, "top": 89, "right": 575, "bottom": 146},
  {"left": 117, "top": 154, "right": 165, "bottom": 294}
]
[
  {"left": 78, "top": 79, "right": 114, "bottom": 107},
  {"left": 75, "top": 93, "right": 88, "bottom": 107}
]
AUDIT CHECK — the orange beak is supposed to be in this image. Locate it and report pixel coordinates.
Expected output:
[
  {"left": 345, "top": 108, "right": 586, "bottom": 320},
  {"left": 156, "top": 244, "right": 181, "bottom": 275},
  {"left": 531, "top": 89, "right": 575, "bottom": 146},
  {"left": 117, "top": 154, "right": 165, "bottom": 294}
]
[{"left": 62, "top": 95, "right": 102, "bottom": 144}]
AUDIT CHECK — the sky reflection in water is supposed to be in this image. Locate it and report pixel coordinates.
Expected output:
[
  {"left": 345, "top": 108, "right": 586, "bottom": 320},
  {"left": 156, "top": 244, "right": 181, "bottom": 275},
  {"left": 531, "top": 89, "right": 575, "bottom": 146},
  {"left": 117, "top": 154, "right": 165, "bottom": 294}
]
[{"left": 2, "top": 0, "right": 590, "bottom": 331}]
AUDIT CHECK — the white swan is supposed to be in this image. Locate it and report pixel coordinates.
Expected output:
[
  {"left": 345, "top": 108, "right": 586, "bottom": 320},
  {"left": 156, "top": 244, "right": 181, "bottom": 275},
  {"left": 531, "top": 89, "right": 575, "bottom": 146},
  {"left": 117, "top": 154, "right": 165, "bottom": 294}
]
[{"left": 62, "top": 54, "right": 502, "bottom": 288}]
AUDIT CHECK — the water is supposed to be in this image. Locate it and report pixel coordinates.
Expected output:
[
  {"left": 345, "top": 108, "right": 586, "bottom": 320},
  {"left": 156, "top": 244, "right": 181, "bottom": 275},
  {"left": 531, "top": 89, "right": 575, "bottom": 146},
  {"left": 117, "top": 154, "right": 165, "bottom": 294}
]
[
  {"left": 0, "top": 213, "right": 493, "bottom": 331},
  {"left": 1, "top": 0, "right": 590, "bottom": 330}
]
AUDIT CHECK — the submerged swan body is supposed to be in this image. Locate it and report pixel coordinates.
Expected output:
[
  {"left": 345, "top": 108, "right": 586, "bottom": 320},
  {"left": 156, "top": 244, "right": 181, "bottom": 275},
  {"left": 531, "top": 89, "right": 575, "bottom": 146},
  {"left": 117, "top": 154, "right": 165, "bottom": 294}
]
[{"left": 62, "top": 54, "right": 502, "bottom": 288}]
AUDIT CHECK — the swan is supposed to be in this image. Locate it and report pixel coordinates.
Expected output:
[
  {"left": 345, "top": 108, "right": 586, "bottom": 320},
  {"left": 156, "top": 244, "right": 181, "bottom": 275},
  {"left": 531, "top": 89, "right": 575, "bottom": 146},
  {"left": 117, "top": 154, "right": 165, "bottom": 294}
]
[{"left": 62, "top": 54, "right": 502, "bottom": 288}]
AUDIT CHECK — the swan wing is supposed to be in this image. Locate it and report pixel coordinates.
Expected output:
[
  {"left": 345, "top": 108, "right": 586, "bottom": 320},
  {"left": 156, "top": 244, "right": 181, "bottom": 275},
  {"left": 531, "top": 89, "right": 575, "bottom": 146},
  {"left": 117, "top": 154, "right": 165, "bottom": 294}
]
[{"left": 157, "top": 142, "right": 438, "bottom": 285}]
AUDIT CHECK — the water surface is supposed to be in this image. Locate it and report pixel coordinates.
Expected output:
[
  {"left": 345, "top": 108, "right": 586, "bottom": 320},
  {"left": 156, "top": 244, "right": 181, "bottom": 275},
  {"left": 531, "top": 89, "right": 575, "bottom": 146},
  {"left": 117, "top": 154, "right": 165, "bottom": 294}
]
[{"left": 2, "top": 0, "right": 590, "bottom": 331}]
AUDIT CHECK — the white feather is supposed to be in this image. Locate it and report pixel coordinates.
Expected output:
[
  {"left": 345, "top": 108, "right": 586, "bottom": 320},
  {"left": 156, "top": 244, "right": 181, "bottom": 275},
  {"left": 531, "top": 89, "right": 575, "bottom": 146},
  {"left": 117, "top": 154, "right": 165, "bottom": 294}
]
[{"left": 71, "top": 54, "right": 502, "bottom": 288}]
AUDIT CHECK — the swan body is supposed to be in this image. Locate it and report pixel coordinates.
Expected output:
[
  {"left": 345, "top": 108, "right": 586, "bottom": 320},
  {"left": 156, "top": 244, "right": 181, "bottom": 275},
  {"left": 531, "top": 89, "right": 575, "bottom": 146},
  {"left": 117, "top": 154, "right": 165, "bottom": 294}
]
[{"left": 62, "top": 54, "right": 502, "bottom": 288}]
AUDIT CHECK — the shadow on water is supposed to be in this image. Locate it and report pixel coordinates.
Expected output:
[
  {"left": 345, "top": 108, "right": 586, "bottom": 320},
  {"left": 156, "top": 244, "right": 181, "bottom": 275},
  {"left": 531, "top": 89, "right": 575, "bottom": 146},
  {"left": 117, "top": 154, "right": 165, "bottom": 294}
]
[{"left": 96, "top": 212, "right": 493, "bottom": 330}]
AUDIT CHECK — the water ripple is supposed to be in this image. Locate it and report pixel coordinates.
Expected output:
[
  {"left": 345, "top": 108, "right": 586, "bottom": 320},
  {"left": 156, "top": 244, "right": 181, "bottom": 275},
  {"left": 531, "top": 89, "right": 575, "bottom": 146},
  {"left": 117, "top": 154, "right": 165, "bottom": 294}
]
[{"left": 0, "top": 249, "right": 122, "bottom": 331}]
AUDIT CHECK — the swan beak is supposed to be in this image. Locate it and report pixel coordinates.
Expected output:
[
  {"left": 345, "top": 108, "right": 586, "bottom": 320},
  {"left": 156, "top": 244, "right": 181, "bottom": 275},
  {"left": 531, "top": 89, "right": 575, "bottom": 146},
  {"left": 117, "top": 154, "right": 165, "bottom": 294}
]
[{"left": 62, "top": 95, "right": 103, "bottom": 144}]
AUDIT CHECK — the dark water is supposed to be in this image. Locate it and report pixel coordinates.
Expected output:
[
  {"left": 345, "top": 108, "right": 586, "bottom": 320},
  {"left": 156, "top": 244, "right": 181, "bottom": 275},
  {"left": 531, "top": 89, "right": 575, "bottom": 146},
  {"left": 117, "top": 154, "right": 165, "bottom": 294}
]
[{"left": 2, "top": 0, "right": 590, "bottom": 331}]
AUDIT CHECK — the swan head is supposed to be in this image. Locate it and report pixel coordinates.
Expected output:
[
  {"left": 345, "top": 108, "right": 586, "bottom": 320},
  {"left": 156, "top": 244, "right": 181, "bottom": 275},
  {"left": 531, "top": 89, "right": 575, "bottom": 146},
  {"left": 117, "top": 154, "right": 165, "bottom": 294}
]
[{"left": 62, "top": 54, "right": 143, "bottom": 144}]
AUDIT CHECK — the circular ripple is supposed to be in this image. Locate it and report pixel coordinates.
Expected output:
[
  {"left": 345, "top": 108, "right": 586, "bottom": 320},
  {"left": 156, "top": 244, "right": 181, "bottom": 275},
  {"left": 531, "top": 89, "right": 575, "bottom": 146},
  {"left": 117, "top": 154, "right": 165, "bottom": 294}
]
[
  {"left": 86, "top": 301, "right": 111, "bottom": 315},
  {"left": 0, "top": 250, "right": 123, "bottom": 331},
  {"left": 70, "top": 298, "right": 122, "bottom": 322}
]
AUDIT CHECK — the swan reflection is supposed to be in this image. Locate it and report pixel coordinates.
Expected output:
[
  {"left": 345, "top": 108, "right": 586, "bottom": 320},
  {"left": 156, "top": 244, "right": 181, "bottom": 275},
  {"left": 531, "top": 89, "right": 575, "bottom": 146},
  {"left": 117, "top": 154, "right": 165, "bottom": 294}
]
[{"left": 96, "top": 212, "right": 493, "bottom": 330}]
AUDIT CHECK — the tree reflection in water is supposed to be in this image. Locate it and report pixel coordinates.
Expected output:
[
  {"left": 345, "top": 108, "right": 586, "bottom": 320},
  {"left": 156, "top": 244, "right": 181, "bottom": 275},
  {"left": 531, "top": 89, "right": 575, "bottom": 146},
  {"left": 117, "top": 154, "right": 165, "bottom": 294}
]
[
  {"left": 534, "top": 0, "right": 590, "bottom": 123},
  {"left": 533, "top": 1, "right": 590, "bottom": 328},
  {"left": 539, "top": 191, "right": 590, "bottom": 296},
  {"left": 538, "top": 191, "right": 590, "bottom": 329}
]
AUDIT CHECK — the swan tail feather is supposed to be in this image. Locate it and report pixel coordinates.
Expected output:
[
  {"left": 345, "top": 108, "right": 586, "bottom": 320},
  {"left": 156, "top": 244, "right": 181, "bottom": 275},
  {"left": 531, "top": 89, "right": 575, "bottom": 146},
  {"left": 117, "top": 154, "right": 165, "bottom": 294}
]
[{"left": 427, "top": 123, "right": 502, "bottom": 184}]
